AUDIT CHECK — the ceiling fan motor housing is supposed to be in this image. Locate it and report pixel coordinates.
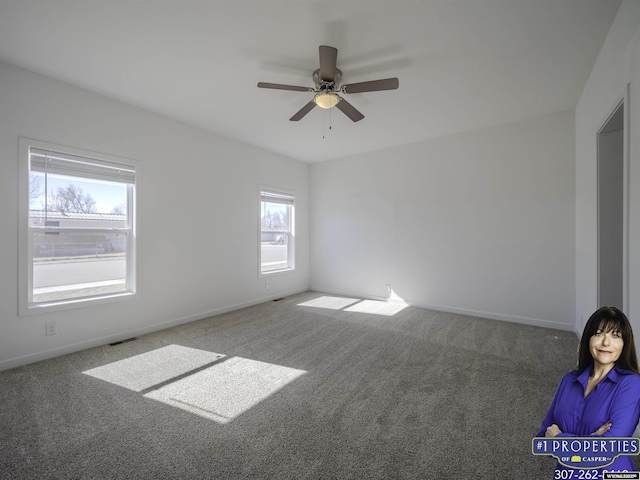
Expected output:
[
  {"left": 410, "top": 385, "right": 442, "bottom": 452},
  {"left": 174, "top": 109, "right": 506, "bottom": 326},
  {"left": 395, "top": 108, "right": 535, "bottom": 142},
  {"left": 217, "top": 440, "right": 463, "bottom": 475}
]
[{"left": 313, "top": 68, "right": 342, "bottom": 92}]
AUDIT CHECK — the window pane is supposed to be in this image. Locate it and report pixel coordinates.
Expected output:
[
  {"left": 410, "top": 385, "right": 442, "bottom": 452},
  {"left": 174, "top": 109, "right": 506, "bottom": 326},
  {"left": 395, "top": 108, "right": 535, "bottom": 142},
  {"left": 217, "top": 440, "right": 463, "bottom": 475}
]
[
  {"left": 30, "top": 172, "right": 128, "bottom": 226},
  {"left": 32, "top": 231, "right": 128, "bottom": 303},
  {"left": 260, "top": 191, "right": 293, "bottom": 274},
  {"left": 261, "top": 201, "right": 289, "bottom": 232},
  {"left": 261, "top": 241, "right": 288, "bottom": 273}
]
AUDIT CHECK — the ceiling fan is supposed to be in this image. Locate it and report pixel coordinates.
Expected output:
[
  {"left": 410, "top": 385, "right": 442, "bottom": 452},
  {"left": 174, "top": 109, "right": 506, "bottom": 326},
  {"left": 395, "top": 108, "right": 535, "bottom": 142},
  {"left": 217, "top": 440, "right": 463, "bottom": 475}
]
[{"left": 257, "top": 45, "right": 399, "bottom": 122}]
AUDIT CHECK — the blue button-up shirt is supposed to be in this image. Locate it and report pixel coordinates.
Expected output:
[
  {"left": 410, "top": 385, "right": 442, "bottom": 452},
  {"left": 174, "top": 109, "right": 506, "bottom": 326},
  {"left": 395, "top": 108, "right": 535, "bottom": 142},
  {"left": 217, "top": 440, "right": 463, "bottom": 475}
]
[{"left": 538, "top": 366, "right": 640, "bottom": 475}]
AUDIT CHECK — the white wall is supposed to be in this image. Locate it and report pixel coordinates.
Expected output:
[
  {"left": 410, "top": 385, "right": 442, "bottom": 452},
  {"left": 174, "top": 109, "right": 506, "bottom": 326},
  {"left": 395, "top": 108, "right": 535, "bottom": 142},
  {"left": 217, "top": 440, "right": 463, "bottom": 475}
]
[
  {"left": 9, "top": 1, "right": 640, "bottom": 370},
  {"left": 310, "top": 110, "right": 576, "bottom": 331},
  {"left": 0, "top": 62, "right": 310, "bottom": 371},
  {"left": 575, "top": 0, "right": 640, "bottom": 338}
]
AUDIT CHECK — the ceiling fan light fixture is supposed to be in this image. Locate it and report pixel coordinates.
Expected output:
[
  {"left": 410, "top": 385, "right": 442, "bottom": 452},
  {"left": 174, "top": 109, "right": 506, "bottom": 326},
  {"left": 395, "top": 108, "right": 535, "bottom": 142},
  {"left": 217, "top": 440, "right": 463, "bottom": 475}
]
[
  {"left": 314, "top": 92, "right": 340, "bottom": 109},
  {"left": 258, "top": 46, "right": 398, "bottom": 122}
]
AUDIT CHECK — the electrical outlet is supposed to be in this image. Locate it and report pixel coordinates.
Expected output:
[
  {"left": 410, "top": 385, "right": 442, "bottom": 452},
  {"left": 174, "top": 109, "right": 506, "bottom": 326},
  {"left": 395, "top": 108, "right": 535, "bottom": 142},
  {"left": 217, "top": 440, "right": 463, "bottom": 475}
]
[
  {"left": 386, "top": 284, "right": 392, "bottom": 294},
  {"left": 45, "top": 322, "right": 57, "bottom": 336},
  {"left": 265, "top": 282, "right": 270, "bottom": 290}
]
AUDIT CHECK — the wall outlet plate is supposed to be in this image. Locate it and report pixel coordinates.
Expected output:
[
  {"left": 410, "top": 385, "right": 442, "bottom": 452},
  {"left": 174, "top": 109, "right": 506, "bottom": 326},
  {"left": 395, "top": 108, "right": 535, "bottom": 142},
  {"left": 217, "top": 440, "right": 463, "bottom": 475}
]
[{"left": 45, "top": 322, "right": 57, "bottom": 336}]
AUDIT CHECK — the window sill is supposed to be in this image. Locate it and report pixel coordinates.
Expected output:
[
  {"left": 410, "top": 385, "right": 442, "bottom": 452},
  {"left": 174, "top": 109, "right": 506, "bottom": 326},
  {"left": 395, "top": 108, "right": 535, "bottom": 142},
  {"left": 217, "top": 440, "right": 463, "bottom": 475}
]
[
  {"left": 20, "top": 291, "right": 136, "bottom": 317},
  {"left": 259, "top": 268, "right": 295, "bottom": 278}
]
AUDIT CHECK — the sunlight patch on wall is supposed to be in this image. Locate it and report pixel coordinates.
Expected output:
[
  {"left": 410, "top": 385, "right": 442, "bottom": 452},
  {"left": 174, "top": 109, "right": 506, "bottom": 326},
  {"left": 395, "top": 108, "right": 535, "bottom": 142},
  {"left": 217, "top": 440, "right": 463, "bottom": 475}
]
[
  {"left": 83, "top": 345, "right": 306, "bottom": 424},
  {"left": 297, "top": 296, "right": 361, "bottom": 310},
  {"left": 345, "top": 299, "right": 407, "bottom": 316}
]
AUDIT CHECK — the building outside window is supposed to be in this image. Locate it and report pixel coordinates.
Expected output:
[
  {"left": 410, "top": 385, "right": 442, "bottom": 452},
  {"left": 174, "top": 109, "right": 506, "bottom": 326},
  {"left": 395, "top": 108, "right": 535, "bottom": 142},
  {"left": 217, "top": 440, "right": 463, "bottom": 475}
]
[
  {"left": 20, "top": 139, "right": 137, "bottom": 313},
  {"left": 259, "top": 188, "right": 294, "bottom": 275}
]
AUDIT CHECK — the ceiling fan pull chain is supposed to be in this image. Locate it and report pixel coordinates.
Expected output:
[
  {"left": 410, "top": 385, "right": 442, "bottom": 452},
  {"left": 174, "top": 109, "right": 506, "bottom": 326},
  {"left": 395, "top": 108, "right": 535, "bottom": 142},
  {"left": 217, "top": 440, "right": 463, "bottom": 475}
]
[
  {"left": 323, "top": 109, "right": 326, "bottom": 139},
  {"left": 329, "top": 103, "right": 332, "bottom": 131}
]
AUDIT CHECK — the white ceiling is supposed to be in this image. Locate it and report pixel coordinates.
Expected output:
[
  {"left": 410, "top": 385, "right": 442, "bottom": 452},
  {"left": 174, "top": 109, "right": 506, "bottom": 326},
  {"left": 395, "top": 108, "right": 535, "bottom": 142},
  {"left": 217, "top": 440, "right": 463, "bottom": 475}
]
[{"left": 0, "top": 0, "right": 621, "bottom": 163}]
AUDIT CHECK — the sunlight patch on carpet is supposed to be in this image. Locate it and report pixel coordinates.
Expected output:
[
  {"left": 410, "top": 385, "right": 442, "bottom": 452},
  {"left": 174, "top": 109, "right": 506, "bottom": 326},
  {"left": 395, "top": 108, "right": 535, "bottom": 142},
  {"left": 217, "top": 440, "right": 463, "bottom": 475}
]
[
  {"left": 345, "top": 299, "right": 408, "bottom": 316},
  {"left": 144, "top": 356, "right": 306, "bottom": 424},
  {"left": 83, "top": 345, "right": 306, "bottom": 423},
  {"left": 297, "top": 295, "right": 361, "bottom": 310},
  {"left": 83, "top": 344, "right": 225, "bottom": 392}
]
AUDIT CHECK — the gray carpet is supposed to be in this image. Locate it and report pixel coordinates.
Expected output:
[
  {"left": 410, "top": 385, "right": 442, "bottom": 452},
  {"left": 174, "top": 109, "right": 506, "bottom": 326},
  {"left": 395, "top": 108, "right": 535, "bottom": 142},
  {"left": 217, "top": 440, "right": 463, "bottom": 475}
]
[{"left": 0, "top": 291, "right": 582, "bottom": 479}]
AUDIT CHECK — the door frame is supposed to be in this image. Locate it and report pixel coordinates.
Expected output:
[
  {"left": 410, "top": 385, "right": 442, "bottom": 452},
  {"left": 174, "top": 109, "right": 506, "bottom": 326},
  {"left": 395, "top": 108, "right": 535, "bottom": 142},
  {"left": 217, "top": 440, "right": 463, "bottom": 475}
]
[{"left": 596, "top": 84, "right": 630, "bottom": 313}]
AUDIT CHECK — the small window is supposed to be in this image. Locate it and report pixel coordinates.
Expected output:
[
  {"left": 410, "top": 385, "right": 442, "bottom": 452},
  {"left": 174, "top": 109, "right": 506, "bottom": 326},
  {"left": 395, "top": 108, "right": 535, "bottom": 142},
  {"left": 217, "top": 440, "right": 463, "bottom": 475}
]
[
  {"left": 20, "top": 139, "right": 137, "bottom": 313},
  {"left": 259, "top": 188, "right": 294, "bottom": 275}
]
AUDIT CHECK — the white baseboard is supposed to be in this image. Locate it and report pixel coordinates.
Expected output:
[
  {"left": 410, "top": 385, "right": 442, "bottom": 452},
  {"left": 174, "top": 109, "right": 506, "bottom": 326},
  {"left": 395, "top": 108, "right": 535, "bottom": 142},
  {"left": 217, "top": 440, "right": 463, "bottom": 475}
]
[
  {"left": 309, "top": 286, "right": 577, "bottom": 333},
  {"left": 0, "top": 287, "right": 308, "bottom": 372}
]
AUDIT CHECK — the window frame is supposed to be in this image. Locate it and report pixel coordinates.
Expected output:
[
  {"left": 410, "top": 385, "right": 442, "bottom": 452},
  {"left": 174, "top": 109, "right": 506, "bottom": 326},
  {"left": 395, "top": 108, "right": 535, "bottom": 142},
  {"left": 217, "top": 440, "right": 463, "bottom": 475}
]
[
  {"left": 258, "top": 186, "right": 295, "bottom": 277},
  {"left": 18, "top": 138, "right": 139, "bottom": 316}
]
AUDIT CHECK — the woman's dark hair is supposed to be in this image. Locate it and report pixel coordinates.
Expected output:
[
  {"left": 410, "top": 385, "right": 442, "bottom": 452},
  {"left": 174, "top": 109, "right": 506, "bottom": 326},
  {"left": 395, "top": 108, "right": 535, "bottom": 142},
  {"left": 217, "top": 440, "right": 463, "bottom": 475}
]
[{"left": 576, "top": 306, "right": 640, "bottom": 375}]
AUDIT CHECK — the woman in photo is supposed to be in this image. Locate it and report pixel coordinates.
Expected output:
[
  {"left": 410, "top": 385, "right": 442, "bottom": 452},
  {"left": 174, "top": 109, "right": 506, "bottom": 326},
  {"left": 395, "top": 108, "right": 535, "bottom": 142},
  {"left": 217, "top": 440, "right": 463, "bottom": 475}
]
[{"left": 538, "top": 306, "right": 640, "bottom": 477}]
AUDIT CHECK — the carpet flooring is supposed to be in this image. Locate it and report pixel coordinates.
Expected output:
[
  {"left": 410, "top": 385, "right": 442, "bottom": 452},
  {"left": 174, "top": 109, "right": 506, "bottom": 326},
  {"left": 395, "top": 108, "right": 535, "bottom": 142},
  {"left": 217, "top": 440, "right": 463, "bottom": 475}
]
[{"left": 0, "top": 291, "right": 588, "bottom": 479}]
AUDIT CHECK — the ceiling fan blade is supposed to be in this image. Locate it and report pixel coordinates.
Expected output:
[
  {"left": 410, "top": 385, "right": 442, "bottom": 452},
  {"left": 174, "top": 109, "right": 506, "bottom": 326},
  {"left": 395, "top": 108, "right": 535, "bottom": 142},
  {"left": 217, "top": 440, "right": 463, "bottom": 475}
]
[
  {"left": 342, "top": 77, "right": 399, "bottom": 94},
  {"left": 257, "top": 82, "right": 312, "bottom": 92},
  {"left": 335, "top": 98, "right": 364, "bottom": 122},
  {"left": 289, "top": 101, "right": 317, "bottom": 121},
  {"left": 319, "top": 45, "right": 338, "bottom": 82}
]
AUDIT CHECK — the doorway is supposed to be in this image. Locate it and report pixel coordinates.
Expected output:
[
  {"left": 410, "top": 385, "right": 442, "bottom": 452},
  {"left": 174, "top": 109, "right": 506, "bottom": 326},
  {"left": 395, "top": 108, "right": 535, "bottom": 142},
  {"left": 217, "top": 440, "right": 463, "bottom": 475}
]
[{"left": 597, "top": 99, "right": 625, "bottom": 310}]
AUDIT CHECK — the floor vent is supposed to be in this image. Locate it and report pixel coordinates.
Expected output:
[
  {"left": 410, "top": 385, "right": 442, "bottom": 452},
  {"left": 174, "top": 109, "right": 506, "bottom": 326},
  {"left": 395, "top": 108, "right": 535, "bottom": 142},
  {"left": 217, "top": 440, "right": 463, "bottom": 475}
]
[{"left": 109, "top": 337, "right": 138, "bottom": 346}]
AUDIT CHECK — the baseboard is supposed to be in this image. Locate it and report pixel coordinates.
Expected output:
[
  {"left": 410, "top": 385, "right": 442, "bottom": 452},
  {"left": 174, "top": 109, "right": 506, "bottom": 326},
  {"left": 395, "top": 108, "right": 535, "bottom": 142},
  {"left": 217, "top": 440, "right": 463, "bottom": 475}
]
[
  {"left": 0, "top": 287, "right": 308, "bottom": 372},
  {"left": 1, "top": 286, "right": 574, "bottom": 372},
  {"left": 309, "top": 286, "right": 577, "bottom": 333},
  {"left": 410, "top": 301, "right": 576, "bottom": 332}
]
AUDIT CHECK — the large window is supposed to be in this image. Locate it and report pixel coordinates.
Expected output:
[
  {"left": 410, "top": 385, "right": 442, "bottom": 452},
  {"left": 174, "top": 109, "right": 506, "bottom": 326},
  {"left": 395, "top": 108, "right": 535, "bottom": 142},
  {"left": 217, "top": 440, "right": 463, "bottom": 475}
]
[
  {"left": 20, "top": 139, "right": 137, "bottom": 313},
  {"left": 259, "top": 188, "right": 294, "bottom": 275}
]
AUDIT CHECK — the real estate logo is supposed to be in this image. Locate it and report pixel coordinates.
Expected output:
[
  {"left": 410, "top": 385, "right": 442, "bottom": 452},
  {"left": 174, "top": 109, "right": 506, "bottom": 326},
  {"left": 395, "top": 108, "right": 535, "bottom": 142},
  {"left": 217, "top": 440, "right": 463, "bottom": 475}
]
[{"left": 532, "top": 437, "right": 639, "bottom": 469}]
